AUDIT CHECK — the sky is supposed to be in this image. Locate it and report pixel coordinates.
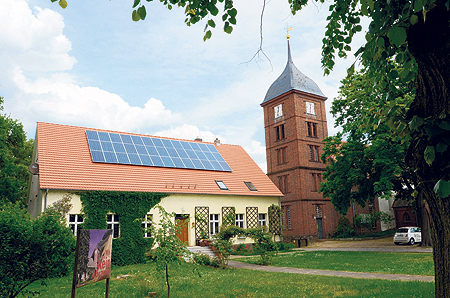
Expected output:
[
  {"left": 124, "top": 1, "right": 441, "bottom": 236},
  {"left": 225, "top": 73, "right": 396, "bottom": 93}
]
[{"left": 0, "top": 0, "right": 365, "bottom": 172}]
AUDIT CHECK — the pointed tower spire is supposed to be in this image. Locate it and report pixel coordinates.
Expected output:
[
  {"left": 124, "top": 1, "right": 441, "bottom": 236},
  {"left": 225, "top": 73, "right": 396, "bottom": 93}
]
[{"left": 261, "top": 35, "right": 325, "bottom": 105}]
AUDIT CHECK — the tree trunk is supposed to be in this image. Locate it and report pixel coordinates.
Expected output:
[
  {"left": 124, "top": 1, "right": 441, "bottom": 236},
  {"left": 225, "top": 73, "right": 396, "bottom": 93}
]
[
  {"left": 166, "top": 264, "right": 170, "bottom": 298},
  {"left": 416, "top": 193, "right": 432, "bottom": 247},
  {"left": 407, "top": 3, "right": 450, "bottom": 296}
]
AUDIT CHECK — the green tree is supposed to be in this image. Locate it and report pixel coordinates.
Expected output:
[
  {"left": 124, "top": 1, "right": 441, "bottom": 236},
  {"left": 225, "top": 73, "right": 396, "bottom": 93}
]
[
  {"left": 0, "top": 202, "right": 76, "bottom": 298},
  {"left": 0, "top": 97, "right": 34, "bottom": 205},
  {"left": 151, "top": 205, "right": 190, "bottom": 298},
  {"left": 246, "top": 227, "right": 278, "bottom": 265},
  {"left": 320, "top": 69, "right": 431, "bottom": 245}
]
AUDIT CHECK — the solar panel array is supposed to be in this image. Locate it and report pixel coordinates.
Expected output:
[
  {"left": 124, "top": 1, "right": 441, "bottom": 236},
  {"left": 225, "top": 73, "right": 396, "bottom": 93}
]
[{"left": 85, "top": 130, "right": 232, "bottom": 172}]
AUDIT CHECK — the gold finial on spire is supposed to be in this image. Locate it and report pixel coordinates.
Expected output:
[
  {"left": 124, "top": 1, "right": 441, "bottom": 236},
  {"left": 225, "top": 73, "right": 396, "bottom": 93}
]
[{"left": 285, "top": 24, "right": 292, "bottom": 40}]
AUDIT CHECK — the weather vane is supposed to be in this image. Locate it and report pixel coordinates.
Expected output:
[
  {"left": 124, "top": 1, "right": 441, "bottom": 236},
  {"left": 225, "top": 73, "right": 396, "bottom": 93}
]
[{"left": 285, "top": 24, "right": 292, "bottom": 40}]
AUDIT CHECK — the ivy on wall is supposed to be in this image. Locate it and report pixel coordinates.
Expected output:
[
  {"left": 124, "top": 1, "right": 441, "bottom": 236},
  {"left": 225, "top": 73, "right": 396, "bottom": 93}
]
[{"left": 77, "top": 191, "right": 166, "bottom": 266}]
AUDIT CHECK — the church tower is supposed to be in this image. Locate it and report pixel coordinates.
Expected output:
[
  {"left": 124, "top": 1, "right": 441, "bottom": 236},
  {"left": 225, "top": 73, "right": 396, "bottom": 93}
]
[{"left": 261, "top": 39, "right": 339, "bottom": 240}]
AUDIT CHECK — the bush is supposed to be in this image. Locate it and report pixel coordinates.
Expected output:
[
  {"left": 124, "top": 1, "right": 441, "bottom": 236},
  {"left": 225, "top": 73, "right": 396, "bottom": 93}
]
[
  {"left": 276, "top": 242, "right": 295, "bottom": 251},
  {"left": 193, "top": 253, "right": 212, "bottom": 266},
  {"left": 332, "top": 216, "right": 356, "bottom": 238},
  {"left": 247, "top": 228, "right": 278, "bottom": 265},
  {"left": 0, "top": 203, "right": 76, "bottom": 298}
]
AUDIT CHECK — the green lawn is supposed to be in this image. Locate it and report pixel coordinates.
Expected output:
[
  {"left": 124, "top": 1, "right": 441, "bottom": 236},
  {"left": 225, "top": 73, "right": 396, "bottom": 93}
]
[
  {"left": 25, "top": 261, "right": 434, "bottom": 298},
  {"left": 237, "top": 251, "right": 434, "bottom": 276}
]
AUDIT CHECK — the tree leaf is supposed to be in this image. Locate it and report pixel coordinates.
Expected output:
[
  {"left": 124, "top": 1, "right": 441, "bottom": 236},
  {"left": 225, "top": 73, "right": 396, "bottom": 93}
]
[
  {"left": 424, "top": 146, "right": 435, "bottom": 165},
  {"left": 132, "top": 10, "right": 140, "bottom": 22},
  {"left": 410, "top": 14, "right": 419, "bottom": 25},
  {"left": 133, "top": 0, "right": 141, "bottom": 8},
  {"left": 438, "top": 121, "right": 450, "bottom": 130},
  {"left": 228, "top": 8, "right": 237, "bottom": 18},
  {"left": 387, "top": 26, "right": 407, "bottom": 47},
  {"left": 137, "top": 6, "right": 146, "bottom": 20},
  {"left": 207, "top": 19, "right": 216, "bottom": 28},
  {"left": 434, "top": 179, "right": 450, "bottom": 198},
  {"left": 414, "top": 0, "right": 424, "bottom": 13},
  {"left": 409, "top": 116, "right": 423, "bottom": 131},
  {"left": 203, "top": 30, "right": 212, "bottom": 42},
  {"left": 59, "top": 0, "right": 67, "bottom": 9},
  {"left": 436, "top": 142, "right": 448, "bottom": 153}
]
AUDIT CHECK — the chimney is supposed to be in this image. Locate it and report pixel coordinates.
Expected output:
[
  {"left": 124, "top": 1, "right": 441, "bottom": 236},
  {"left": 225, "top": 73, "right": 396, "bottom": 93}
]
[
  {"left": 214, "top": 138, "right": 221, "bottom": 146},
  {"left": 194, "top": 137, "right": 202, "bottom": 142}
]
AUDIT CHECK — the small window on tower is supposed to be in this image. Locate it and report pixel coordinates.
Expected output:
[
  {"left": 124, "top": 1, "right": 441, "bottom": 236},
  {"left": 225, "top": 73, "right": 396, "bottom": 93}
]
[
  {"left": 307, "top": 122, "right": 318, "bottom": 138},
  {"left": 306, "top": 102, "right": 315, "bottom": 115}
]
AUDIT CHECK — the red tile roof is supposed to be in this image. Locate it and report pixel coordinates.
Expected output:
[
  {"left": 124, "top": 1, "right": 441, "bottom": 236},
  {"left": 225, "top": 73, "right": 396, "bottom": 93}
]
[{"left": 36, "top": 122, "right": 282, "bottom": 197}]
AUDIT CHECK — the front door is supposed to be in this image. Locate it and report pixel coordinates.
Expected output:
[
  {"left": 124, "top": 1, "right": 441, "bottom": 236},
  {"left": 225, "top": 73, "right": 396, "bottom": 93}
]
[
  {"left": 317, "top": 218, "right": 324, "bottom": 239},
  {"left": 175, "top": 214, "right": 189, "bottom": 244}
]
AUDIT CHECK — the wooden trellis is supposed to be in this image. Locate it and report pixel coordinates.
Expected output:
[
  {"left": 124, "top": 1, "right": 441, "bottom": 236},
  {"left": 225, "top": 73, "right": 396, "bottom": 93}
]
[
  {"left": 222, "top": 207, "right": 236, "bottom": 227},
  {"left": 246, "top": 207, "right": 259, "bottom": 228},
  {"left": 195, "top": 206, "right": 209, "bottom": 239},
  {"left": 268, "top": 205, "right": 282, "bottom": 235}
]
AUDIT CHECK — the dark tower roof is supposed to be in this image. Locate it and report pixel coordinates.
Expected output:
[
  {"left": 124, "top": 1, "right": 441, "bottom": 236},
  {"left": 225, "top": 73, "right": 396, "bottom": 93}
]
[{"left": 262, "top": 40, "right": 325, "bottom": 105}]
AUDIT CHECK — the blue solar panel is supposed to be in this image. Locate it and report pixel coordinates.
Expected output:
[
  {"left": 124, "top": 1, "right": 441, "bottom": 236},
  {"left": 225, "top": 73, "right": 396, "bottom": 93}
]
[{"left": 86, "top": 130, "right": 232, "bottom": 172}]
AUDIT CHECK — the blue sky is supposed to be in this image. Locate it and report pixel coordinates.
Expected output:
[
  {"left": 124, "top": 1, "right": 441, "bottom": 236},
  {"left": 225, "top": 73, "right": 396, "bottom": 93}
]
[{"left": 0, "top": 0, "right": 364, "bottom": 171}]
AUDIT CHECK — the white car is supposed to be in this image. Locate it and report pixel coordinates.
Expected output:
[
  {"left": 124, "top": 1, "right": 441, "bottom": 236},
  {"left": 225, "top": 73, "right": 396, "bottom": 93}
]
[{"left": 394, "top": 227, "right": 422, "bottom": 245}]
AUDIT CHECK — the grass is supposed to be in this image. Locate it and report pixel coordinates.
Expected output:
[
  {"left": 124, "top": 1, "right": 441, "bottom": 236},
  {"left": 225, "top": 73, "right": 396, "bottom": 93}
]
[
  {"left": 237, "top": 251, "right": 434, "bottom": 276},
  {"left": 24, "top": 261, "right": 434, "bottom": 298}
]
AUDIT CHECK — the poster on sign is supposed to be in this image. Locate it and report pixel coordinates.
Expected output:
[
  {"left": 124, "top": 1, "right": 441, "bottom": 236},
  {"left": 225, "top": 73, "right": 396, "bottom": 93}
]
[{"left": 73, "top": 229, "right": 113, "bottom": 288}]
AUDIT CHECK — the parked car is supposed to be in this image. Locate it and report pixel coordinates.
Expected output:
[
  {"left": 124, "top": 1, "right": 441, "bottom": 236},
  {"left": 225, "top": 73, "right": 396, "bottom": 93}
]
[{"left": 394, "top": 227, "right": 422, "bottom": 245}]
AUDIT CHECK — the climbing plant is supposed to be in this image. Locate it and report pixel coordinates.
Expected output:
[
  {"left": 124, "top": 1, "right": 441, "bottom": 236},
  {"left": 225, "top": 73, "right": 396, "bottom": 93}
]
[{"left": 78, "top": 190, "right": 166, "bottom": 266}]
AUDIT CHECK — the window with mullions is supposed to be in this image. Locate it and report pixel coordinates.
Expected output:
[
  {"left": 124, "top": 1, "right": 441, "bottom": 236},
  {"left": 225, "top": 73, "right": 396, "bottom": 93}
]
[
  {"left": 307, "top": 122, "right": 318, "bottom": 138},
  {"left": 309, "top": 145, "right": 320, "bottom": 162},
  {"left": 275, "top": 124, "right": 285, "bottom": 141},
  {"left": 142, "top": 214, "right": 153, "bottom": 238},
  {"left": 107, "top": 214, "right": 120, "bottom": 238},
  {"left": 259, "top": 214, "right": 267, "bottom": 227},
  {"left": 69, "top": 214, "right": 84, "bottom": 236},
  {"left": 311, "top": 173, "right": 322, "bottom": 192},
  {"left": 210, "top": 214, "right": 220, "bottom": 235},
  {"left": 235, "top": 214, "right": 244, "bottom": 228},
  {"left": 276, "top": 147, "right": 287, "bottom": 165},
  {"left": 278, "top": 175, "right": 289, "bottom": 193}
]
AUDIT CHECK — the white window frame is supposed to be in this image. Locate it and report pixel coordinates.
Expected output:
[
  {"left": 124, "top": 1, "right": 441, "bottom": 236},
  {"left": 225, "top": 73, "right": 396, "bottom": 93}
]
[
  {"left": 235, "top": 214, "right": 244, "bottom": 228},
  {"left": 107, "top": 214, "right": 120, "bottom": 238},
  {"left": 258, "top": 213, "right": 267, "bottom": 227},
  {"left": 69, "top": 214, "right": 84, "bottom": 236},
  {"left": 210, "top": 214, "right": 220, "bottom": 235},
  {"left": 142, "top": 214, "right": 152, "bottom": 238}
]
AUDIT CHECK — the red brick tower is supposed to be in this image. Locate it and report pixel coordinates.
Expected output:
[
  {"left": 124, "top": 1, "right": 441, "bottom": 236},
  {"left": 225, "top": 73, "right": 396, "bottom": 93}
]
[{"left": 261, "top": 40, "right": 339, "bottom": 240}]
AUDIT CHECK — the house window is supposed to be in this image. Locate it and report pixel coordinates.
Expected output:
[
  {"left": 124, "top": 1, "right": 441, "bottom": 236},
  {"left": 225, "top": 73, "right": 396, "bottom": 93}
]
[
  {"left": 278, "top": 175, "right": 289, "bottom": 193},
  {"left": 276, "top": 147, "right": 287, "bottom": 165},
  {"left": 142, "top": 214, "right": 152, "bottom": 238},
  {"left": 307, "top": 122, "right": 318, "bottom": 138},
  {"left": 235, "top": 214, "right": 244, "bottom": 228},
  {"left": 215, "top": 180, "right": 228, "bottom": 190},
  {"left": 311, "top": 173, "right": 322, "bottom": 192},
  {"left": 210, "top": 214, "right": 220, "bottom": 235},
  {"left": 69, "top": 214, "right": 84, "bottom": 236},
  {"left": 259, "top": 214, "right": 267, "bottom": 227},
  {"left": 309, "top": 145, "right": 320, "bottom": 162},
  {"left": 403, "top": 212, "right": 411, "bottom": 223},
  {"left": 244, "top": 182, "right": 257, "bottom": 191},
  {"left": 368, "top": 204, "right": 374, "bottom": 214},
  {"left": 107, "top": 214, "right": 120, "bottom": 238},
  {"left": 275, "top": 124, "right": 285, "bottom": 141}
]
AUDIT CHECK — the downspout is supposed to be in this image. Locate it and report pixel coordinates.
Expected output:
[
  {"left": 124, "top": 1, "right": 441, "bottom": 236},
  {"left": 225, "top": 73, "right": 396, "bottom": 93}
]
[{"left": 44, "top": 189, "right": 49, "bottom": 211}]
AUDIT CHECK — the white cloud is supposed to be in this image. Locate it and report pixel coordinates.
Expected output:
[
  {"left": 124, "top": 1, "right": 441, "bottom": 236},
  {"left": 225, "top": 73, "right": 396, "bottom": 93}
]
[{"left": 155, "top": 124, "right": 222, "bottom": 143}]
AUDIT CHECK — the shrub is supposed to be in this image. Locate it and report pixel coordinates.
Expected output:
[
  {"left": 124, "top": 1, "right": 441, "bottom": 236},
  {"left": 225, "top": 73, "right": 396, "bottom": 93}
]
[
  {"left": 332, "top": 216, "right": 356, "bottom": 238},
  {"left": 0, "top": 202, "right": 76, "bottom": 298},
  {"left": 276, "top": 242, "right": 295, "bottom": 251},
  {"left": 193, "top": 253, "right": 212, "bottom": 266},
  {"left": 212, "top": 225, "right": 245, "bottom": 268},
  {"left": 247, "top": 227, "right": 278, "bottom": 265}
]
